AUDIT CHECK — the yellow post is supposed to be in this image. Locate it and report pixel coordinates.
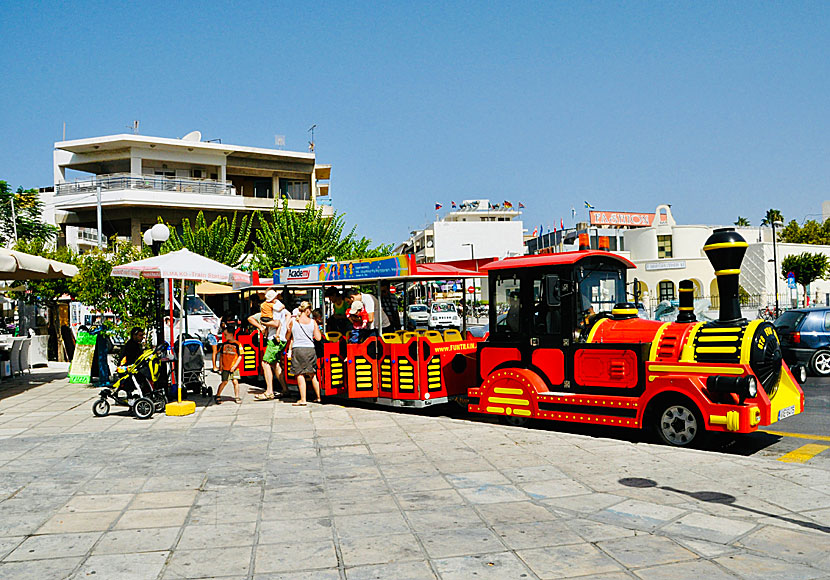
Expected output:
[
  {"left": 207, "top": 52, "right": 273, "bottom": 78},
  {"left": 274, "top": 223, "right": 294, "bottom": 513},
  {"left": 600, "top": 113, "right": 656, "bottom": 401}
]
[{"left": 167, "top": 278, "right": 196, "bottom": 416}]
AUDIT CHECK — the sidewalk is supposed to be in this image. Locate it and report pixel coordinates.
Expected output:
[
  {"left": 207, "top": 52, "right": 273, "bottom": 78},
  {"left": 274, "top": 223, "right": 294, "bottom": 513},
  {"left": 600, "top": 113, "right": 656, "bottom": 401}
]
[{"left": 0, "top": 366, "right": 828, "bottom": 579}]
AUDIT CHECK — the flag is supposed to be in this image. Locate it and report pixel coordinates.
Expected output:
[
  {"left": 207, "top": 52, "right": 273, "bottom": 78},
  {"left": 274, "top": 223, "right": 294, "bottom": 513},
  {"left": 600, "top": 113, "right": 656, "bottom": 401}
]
[
  {"left": 503, "top": 200, "right": 513, "bottom": 209},
  {"left": 532, "top": 226, "right": 538, "bottom": 237},
  {"left": 584, "top": 201, "right": 594, "bottom": 209},
  {"left": 435, "top": 203, "right": 443, "bottom": 210},
  {"left": 451, "top": 201, "right": 457, "bottom": 208},
  {"left": 561, "top": 218, "right": 565, "bottom": 229},
  {"left": 518, "top": 202, "right": 525, "bottom": 208}
]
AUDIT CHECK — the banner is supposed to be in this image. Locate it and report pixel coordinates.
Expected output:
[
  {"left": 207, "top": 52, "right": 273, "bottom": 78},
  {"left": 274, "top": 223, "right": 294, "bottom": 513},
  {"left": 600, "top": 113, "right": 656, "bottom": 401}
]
[
  {"left": 277, "top": 255, "right": 410, "bottom": 284},
  {"left": 589, "top": 211, "right": 655, "bottom": 227}
]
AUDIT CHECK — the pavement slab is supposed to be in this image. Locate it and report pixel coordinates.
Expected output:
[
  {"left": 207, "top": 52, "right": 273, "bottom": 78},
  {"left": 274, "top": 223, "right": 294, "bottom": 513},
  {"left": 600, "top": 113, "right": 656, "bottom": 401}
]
[{"left": 2, "top": 365, "right": 830, "bottom": 579}]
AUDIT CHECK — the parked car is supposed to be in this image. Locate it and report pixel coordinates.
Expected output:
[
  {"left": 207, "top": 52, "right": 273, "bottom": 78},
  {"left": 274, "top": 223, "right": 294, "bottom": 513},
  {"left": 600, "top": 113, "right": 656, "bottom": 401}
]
[
  {"left": 428, "top": 302, "right": 461, "bottom": 330},
  {"left": 774, "top": 307, "right": 830, "bottom": 377},
  {"left": 405, "top": 304, "right": 430, "bottom": 330}
]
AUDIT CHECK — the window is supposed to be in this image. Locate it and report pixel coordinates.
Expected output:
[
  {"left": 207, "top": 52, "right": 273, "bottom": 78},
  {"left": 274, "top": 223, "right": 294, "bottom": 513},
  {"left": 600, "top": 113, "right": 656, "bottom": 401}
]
[
  {"left": 659, "top": 280, "right": 675, "bottom": 301},
  {"left": 657, "top": 235, "right": 673, "bottom": 258},
  {"left": 280, "top": 179, "right": 310, "bottom": 200},
  {"left": 253, "top": 179, "right": 273, "bottom": 199},
  {"left": 577, "top": 267, "right": 625, "bottom": 315},
  {"left": 532, "top": 277, "right": 561, "bottom": 335},
  {"left": 823, "top": 312, "right": 830, "bottom": 331},
  {"left": 494, "top": 274, "right": 522, "bottom": 335}
]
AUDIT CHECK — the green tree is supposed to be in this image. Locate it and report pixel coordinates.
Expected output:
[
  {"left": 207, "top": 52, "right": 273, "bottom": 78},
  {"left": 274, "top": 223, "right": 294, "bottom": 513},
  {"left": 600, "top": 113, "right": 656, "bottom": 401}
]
[
  {"left": 0, "top": 181, "right": 59, "bottom": 246},
  {"left": 734, "top": 216, "right": 750, "bottom": 226},
  {"left": 781, "top": 252, "right": 829, "bottom": 305},
  {"left": 11, "top": 238, "right": 77, "bottom": 360},
  {"left": 252, "top": 203, "right": 389, "bottom": 270},
  {"left": 779, "top": 219, "right": 830, "bottom": 245},
  {"left": 72, "top": 239, "right": 156, "bottom": 335},
  {"left": 160, "top": 211, "right": 253, "bottom": 267},
  {"left": 760, "top": 208, "right": 784, "bottom": 227}
]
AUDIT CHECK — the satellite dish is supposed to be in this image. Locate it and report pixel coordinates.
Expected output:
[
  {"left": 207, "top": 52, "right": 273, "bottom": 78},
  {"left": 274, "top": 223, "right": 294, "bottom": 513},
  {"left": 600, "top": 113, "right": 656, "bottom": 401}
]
[{"left": 182, "top": 131, "right": 202, "bottom": 142}]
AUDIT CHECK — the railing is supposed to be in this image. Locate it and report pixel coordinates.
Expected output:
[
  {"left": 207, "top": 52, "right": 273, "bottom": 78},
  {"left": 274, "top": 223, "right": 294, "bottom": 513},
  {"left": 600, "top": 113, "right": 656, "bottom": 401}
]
[{"left": 55, "top": 173, "right": 235, "bottom": 196}]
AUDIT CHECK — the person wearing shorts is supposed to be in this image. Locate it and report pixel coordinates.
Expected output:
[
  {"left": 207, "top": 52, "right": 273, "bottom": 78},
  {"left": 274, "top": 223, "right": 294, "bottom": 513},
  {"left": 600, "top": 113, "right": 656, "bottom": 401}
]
[
  {"left": 215, "top": 328, "right": 242, "bottom": 404},
  {"left": 248, "top": 308, "right": 288, "bottom": 401}
]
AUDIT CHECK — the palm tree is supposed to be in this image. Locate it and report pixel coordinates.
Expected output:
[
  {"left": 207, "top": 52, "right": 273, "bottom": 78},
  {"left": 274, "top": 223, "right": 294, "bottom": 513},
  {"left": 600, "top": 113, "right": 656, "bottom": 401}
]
[
  {"left": 760, "top": 209, "right": 784, "bottom": 227},
  {"left": 734, "top": 216, "right": 750, "bottom": 226}
]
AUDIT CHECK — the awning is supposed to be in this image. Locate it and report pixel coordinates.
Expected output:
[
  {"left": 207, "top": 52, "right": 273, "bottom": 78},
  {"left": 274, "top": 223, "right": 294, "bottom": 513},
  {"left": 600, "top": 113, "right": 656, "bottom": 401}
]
[
  {"left": 195, "top": 282, "right": 237, "bottom": 295},
  {"left": 0, "top": 249, "right": 79, "bottom": 280}
]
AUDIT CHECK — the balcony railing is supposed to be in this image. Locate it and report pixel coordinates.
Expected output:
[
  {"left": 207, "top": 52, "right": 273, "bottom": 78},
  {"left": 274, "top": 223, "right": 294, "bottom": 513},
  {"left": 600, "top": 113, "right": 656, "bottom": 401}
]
[{"left": 55, "top": 173, "right": 236, "bottom": 196}]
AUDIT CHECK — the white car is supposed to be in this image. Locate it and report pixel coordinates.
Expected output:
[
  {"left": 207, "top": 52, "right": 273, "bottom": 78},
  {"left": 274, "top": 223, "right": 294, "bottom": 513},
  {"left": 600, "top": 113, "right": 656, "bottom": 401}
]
[
  {"left": 428, "top": 302, "right": 461, "bottom": 330},
  {"left": 406, "top": 304, "right": 430, "bottom": 329}
]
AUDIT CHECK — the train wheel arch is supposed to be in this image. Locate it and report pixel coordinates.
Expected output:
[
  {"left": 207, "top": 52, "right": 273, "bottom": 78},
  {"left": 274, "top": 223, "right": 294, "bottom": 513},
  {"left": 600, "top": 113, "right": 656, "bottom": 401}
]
[{"left": 474, "top": 367, "right": 547, "bottom": 426}]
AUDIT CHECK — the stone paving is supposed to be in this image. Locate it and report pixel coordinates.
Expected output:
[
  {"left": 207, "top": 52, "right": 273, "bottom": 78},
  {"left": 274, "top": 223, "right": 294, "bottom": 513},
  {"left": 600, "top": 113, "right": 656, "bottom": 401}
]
[{"left": 0, "top": 365, "right": 829, "bottom": 579}]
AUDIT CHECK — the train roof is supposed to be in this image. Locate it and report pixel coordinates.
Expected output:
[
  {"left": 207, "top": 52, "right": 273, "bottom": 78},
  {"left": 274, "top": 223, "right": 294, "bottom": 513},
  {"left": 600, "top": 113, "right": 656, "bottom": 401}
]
[{"left": 480, "top": 251, "right": 636, "bottom": 271}]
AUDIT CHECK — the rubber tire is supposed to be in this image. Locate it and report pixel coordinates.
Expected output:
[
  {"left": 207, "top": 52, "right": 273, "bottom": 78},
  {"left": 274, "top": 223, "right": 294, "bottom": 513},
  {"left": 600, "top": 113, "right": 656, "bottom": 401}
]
[
  {"left": 810, "top": 350, "right": 830, "bottom": 377},
  {"left": 502, "top": 415, "right": 531, "bottom": 427},
  {"left": 92, "top": 398, "right": 110, "bottom": 417},
  {"left": 205, "top": 386, "right": 213, "bottom": 398},
  {"left": 133, "top": 397, "right": 155, "bottom": 420},
  {"left": 652, "top": 398, "right": 706, "bottom": 447}
]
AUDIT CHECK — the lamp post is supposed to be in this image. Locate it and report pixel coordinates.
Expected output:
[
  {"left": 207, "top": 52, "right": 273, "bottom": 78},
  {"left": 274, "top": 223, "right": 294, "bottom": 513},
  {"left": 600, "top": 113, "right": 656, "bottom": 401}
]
[
  {"left": 462, "top": 243, "right": 475, "bottom": 321},
  {"left": 771, "top": 220, "right": 784, "bottom": 317},
  {"left": 143, "top": 224, "right": 170, "bottom": 346}
]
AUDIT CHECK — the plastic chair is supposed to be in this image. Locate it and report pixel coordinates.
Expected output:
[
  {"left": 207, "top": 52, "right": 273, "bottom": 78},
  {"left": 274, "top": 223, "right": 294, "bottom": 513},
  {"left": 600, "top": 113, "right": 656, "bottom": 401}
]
[
  {"left": 415, "top": 329, "right": 427, "bottom": 336},
  {"left": 424, "top": 330, "right": 444, "bottom": 343},
  {"left": 443, "top": 329, "right": 463, "bottom": 342},
  {"left": 402, "top": 332, "right": 419, "bottom": 342},
  {"left": 382, "top": 332, "right": 402, "bottom": 344},
  {"left": 325, "top": 331, "right": 343, "bottom": 342},
  {"left": 19, "top": 338, "right": 31, "bottom": 375},
  {"left": 9, "top": 338, "right": 23, "bottom": 376}
]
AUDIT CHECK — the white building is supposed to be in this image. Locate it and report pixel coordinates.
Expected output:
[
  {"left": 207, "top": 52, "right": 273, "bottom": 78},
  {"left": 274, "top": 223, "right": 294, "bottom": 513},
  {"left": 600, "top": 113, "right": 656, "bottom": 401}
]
[
  {"left": 47, "top": 131, "right": 332, "bottom": 250},
  {"left": 395, "top": 200, "right": 525, "bottom": 263}
]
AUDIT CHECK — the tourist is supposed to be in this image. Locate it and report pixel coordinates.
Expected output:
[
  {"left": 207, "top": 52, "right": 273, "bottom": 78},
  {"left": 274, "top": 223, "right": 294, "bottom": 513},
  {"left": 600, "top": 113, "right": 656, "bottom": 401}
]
[
  {"left": 120, "top": 327, "right": 145, "bottom": 366},
  {"left": 345, "top": 288, "right": 388, "bottom": 339},
  {"left": 287, "top": 301, "right": 322, "bottom": 406},
  {"left": 215, "top": 327, "right": 242, "bottom": 404}
]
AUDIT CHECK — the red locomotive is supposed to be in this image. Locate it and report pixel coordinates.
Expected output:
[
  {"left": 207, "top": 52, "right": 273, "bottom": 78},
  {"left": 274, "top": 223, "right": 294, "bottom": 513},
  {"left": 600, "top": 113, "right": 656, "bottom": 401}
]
[{"left": 468, "top": 227, "right": 804, "bottom": 446}]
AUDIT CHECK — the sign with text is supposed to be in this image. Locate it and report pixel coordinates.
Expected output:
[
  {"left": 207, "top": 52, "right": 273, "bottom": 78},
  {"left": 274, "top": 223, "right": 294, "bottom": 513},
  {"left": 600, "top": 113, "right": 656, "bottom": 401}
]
[
  {"left": 277, "top": 255, "right": 410, "bottom": 284},
  {"left": 645, "top": 260, "right": 687, "bottom": 271},
  {"left": 589, "top": 211, "right": 655, "bottom": 227}
]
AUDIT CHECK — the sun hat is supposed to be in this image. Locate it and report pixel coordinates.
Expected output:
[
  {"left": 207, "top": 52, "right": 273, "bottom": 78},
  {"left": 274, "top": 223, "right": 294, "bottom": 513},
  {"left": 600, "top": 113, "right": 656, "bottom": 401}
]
[
  {"left": 348, "top": 300, "right": 364, "bottom": 315},
  {"left": 265, "top": 290, "right": 278, "bottom": 302}
]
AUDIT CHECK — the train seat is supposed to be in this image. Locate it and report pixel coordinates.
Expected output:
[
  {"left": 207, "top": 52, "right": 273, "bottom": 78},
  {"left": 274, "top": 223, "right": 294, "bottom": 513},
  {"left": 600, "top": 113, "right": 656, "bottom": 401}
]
[
  {"left": 443, "top": 329, "right": 463, "bottom": 342},
  {"left": 424, "top": 330, "right": 444, "bottom": 343}
]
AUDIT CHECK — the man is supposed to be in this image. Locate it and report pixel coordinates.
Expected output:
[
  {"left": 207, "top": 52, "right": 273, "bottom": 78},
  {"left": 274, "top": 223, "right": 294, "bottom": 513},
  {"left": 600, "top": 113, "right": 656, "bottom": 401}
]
[
  {"left": 248, "top": 292, "right": 288, "bottom": 401},
  {"left": 380, "top": 283, "right": 401, "bottom": 334},
  {"left": 120, "top": 327, "right": 145, "bottom": 366},
  {"left": 345, "top": 288, "right": 389, "bottom": 338}
]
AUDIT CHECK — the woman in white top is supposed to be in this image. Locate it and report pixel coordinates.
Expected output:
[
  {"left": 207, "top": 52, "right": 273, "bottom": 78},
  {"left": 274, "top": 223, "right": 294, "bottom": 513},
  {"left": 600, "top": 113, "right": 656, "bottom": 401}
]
[{"left": 287, "top": 301, "right": 322, "bottom": 406}]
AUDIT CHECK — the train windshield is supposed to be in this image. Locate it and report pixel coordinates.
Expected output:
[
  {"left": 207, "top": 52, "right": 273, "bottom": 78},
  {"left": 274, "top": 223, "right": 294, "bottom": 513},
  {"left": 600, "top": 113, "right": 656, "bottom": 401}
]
[{"left": 577, "top": 266, "right": 625, "bottom": 316}]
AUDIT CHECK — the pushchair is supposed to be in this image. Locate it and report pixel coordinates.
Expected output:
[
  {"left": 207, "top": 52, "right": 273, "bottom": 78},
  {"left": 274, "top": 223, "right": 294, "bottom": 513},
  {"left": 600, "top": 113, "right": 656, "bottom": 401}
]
[{"left": 176, "top": 336, "right": 211, "bottom": 398}]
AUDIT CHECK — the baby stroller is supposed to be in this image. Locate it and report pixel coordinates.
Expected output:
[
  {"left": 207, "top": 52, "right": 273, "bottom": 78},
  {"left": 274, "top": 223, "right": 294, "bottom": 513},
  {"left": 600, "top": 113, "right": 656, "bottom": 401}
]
[{"left": 176, "top": 336, "right": 211, "bottom": 398}]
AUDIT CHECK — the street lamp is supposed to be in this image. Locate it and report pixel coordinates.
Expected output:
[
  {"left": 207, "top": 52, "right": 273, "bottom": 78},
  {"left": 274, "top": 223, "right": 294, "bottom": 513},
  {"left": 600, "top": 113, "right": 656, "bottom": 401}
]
[
  {"left": 770, "top": 220, "right": 784, "bottom": 317},
  {"left": 143, "top": 224, "right": 170, "bottom": 346},
  {"left": 462, "top": 243, "right": 475, "bottom": 321}
]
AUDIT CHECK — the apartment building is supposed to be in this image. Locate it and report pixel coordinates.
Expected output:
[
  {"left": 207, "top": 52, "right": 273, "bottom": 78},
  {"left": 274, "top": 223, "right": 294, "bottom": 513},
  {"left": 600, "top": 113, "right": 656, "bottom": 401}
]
[{"left": 48, "top": 131, "right": 332, "bottom": 249}]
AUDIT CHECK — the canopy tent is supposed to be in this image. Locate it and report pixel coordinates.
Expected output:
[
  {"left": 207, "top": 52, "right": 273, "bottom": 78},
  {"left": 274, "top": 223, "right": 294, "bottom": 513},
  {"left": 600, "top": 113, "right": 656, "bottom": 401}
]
[
  {"left": 0, "top": 248, "right": 78, "bottom": 280},
  {"left": 195, "top": 281, "right": 237, "bottom": 295},
  {"left": 111, "top": 249, "right": 250, "bottom": 416}
]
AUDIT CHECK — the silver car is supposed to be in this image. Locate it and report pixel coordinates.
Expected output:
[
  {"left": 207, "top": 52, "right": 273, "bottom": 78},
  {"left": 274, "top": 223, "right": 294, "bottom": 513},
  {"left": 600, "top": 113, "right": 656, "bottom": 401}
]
[{"left": 406, "top": 304, "right": 430, "bottom": 329}]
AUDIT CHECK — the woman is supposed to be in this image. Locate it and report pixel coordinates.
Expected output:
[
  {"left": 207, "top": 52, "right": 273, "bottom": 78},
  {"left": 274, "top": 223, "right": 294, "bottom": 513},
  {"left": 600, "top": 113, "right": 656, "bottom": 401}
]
[
  {"left": 324, "top": 287, "right": 349, "bottom": 334},
  {"left": 286, "top": 301, "right": 322, "bottom": 406}
]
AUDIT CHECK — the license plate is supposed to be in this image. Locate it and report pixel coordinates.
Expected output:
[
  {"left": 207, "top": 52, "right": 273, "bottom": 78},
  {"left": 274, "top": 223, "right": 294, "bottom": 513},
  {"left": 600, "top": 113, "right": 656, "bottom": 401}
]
[{"left": 778, "top": 405, "right": 796, "bottom": 421}]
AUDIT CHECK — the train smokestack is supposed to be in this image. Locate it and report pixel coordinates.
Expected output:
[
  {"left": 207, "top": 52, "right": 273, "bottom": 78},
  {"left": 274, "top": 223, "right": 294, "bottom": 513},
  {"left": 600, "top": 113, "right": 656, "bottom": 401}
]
[
  {"left": 677, "top": 279, "right": 696, "bottom": 323},
  {"left": 703, "top": 228, "right": 748, "bottom": 323}
]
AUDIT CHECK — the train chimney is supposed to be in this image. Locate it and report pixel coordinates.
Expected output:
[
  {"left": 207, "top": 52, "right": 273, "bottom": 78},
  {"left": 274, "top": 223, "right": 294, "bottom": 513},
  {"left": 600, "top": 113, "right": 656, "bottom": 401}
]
[
  {"left": 703, "top": 228, "right": 748, "bottom": 323},
  {"left": 578, "top": 233, "right": 590, "bottom": 251},
  {"left": 677, "top": 279, "right": 696, "bottom": 323}
]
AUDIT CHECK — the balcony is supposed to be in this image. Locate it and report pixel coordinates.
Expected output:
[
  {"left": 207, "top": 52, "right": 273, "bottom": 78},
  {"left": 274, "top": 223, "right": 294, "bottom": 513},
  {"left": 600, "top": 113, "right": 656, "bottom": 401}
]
[{"left": 55, "top": 173, "right": 235, "bottom": 196}]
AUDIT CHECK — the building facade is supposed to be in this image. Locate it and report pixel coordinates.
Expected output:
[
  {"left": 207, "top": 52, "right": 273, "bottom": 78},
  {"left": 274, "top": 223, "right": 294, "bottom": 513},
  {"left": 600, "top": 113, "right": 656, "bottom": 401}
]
[{"left": 47, "top": 131, "right": 332, "bottom": 249}]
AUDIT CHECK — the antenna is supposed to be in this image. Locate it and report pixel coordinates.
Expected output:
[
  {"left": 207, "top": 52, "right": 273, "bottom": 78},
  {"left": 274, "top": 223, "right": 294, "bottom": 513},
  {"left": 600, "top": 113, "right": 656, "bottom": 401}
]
[
  {"left": 275, "top": 135, "right": 285, "bottom": 149},
  {"left": 308, "top": 124, "right": 317, "bottom": 152},
  {"left": 62, "top": 122, "right": 66, "bottom": 141},
  {"left": 131, "top": 120, "right": 140, "bottom": 134}
]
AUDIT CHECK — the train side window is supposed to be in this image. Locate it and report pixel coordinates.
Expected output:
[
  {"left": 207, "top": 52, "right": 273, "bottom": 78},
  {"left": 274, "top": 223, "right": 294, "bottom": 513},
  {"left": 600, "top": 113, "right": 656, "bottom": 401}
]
[
  {"left": 533, "top": 276, "right": 561, "bottom": 336},
  {"left": 494, "top": 274, "right": 522, "bottom": 336}
]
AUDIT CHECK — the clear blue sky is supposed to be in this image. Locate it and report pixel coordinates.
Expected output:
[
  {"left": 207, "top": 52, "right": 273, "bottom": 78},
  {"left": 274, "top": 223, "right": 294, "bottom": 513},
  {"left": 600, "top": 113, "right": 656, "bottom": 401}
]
[{"left": 1, "top": 2, "right": 828, "bottom": 246}]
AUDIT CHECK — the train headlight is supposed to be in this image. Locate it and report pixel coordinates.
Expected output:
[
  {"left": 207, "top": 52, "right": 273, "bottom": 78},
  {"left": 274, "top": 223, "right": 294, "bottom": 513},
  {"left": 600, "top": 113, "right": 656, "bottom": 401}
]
[
  {"left": 706, "top": 374, "right": 759, "bottom": 404},
  {"left": 746, "top": 375, "right": 757, "bottom": 398}
]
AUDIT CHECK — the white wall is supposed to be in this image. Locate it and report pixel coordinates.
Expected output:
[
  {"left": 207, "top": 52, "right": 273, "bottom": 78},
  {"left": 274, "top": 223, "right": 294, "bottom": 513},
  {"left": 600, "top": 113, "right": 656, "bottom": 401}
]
[{"left": 432, "top": 220, "right": 525, "bottom": 262}]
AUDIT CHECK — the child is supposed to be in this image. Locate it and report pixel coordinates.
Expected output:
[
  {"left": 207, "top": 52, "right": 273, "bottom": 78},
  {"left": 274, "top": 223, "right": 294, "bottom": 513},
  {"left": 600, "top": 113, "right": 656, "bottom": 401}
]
[
  {"left": 215, "top": 327, "right": 243, "bottom": 404},
  {"left": 347, "top": 300, "right": 368, "bottom": 344},
  {"left": 260, "top": 289, "right": 283, "bottom": 323}
]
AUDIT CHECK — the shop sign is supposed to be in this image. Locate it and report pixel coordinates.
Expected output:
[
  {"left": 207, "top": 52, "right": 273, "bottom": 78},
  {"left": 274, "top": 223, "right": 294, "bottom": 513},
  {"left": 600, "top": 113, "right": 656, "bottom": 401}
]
[
  {"left": 589, "top": 211, "right": 655, "bottom": 227},
  {"left": 645, "top": 260, "right": 686, "bottom": 271}
]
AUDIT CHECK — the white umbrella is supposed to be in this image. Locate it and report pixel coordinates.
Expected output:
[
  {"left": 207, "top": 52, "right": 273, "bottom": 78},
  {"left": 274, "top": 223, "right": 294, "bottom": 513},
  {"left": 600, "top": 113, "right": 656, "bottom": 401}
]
[
  {"left": 111, "top": 248, "right": 250, "bottom": 416},
  {"left": 0, "top": 248, "right": 79, "bottom": 280}
]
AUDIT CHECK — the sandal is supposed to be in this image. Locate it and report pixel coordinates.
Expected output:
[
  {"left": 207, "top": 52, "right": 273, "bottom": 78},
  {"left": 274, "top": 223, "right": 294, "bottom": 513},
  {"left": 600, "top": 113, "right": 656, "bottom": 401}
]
[
  {"left": 254, "top": 393, "right": 275, "bottom": 401},
  {"left": 214, "top": 396, "right": 222, "bottom": 405},
  {"left": 235, "top": 397, "right": 242, "bottom": 404}
]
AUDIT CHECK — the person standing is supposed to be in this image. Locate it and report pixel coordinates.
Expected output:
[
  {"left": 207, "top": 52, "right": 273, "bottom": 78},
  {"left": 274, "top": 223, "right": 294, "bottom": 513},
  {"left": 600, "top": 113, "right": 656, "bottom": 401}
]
[
  {"left": 345, "top": 288, "right": 388, "bottom": 338},
  {"left": 286, "top": 301, "right": 322, "bottom": 406},
  {"left": 380, "top": 283, "right": 401, "bottom": 334},
  {"left": 120, "top": 327, "right": 145, "bottom": 366},
  {"left": 215, "top": 327, "right": 242, "bottom": 404}
]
